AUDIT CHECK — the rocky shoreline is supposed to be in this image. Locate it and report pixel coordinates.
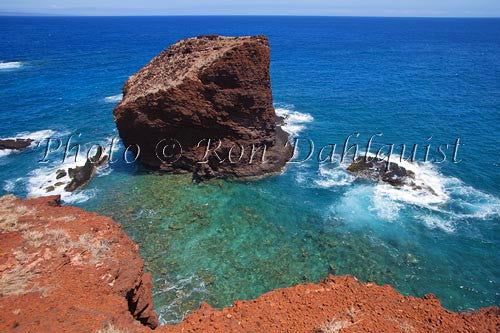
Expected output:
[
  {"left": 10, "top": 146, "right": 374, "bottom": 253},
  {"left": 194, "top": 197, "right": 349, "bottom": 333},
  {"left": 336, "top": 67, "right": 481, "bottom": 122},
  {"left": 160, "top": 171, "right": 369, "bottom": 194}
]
[{"left": 0, "top": 195, "right": 498, "bottom": 332}]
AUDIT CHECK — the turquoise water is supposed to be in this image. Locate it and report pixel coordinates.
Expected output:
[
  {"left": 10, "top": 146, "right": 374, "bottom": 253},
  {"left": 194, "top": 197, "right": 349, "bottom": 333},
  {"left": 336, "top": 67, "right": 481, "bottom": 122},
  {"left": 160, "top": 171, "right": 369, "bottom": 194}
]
[{"left": 0, "top": 17, "right": 499, "bottom": 323}]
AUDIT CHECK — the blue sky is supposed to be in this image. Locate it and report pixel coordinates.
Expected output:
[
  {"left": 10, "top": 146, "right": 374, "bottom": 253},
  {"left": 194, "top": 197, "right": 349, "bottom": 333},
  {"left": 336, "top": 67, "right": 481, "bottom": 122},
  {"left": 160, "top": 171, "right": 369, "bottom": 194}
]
[{"left": 1, "top": 0, "right": 500, "bottom": 17}]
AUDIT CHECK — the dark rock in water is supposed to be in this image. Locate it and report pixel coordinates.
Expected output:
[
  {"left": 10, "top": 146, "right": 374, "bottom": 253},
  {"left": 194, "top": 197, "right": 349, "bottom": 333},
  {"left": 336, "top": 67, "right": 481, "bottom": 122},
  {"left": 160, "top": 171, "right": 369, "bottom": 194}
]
[
  {"left": 0, "top": 138, "right": 33, "bottom": 151},
  {"left": 56, "top": 169, "right": 67, "bottom": 179},
  {"left": 347, "top": 156, "right": 415, "bottom": 187},
  {"left": 113, "top": 35, "right": 292, "bottom": 180},
  {"left": 64, "top": 147, "right": 108, "bottom": 192},
  {"left": 275, "top": 115, "right": 286, "bottom": 126},
  {"left": 45, "top": 185, "right": 55, "bottom": 193}
]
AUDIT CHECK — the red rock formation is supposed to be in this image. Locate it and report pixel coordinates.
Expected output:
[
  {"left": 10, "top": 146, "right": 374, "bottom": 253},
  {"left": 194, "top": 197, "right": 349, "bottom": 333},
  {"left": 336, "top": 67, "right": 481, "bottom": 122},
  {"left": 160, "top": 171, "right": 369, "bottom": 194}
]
[
  {"left": 165, "top": 275, "right": 499, "bottom": 333},
  {"left": 0, "top": 195, "right": 157, "bottom": 333},
  {"left": 113, "top": 35, "right": 292, "bottom": 180},
  {"left": 1, "top": 196, "right": 498, "bottom": 332}
]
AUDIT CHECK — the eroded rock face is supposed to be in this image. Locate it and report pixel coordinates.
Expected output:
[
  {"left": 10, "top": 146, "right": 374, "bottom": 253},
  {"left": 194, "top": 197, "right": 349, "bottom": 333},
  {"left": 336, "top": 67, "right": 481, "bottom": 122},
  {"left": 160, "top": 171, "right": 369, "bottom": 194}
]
[
  {"left": 0, "top": 195, "right": 157, "bottom": 332},
  {"left": 113, "top": 35, "right": 292, "bottom": 180}
]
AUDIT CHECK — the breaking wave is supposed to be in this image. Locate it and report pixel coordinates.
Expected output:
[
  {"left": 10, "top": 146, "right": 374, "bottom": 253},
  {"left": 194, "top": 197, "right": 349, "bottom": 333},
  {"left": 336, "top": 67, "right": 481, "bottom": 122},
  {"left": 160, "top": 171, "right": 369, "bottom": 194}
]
[
  {"left": 0, "top": 150, "right": 12, "bottom": 158},
  {"left": 0, "top": 61, "right": 23, "bottom": 70},
  {"left": 24, "top": 136, "right": 116, "bottom": 203},
  {"left": 10, "top": 129, "right": 56, "bottom": 142},
  {"left": 3, "top": 178, "right": 22, "bottom": 192},
  {"left": 374, "top": 159, "right": 449, "bottom": 208},
  {"left": 314, "top": 163, "right": 356, "bottom": 187},
  {"left": 319, "top": 154, "right": 499, "bottom": 232},
  {"left": 26, "top": 158, "right": 93, "bottom": 203},
  {"left": 275, "top": 107, "right": 314, "bottom": 137}
]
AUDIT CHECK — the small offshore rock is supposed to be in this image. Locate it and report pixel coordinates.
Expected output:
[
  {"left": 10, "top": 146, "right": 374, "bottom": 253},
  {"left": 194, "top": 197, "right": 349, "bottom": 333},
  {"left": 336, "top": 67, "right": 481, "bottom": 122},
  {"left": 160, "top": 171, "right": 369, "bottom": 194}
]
[
  {"left": 56, "top": 169, "right": 67, "bottom": 179},
  {"left": 0, "top": 138, "right": 33, "bottom": 151},
  {"left": 347, "top": 156, "right": 415, "bottom": 187},
  {"left": 64, "top": 147, "right": 109, "bottom": 192}
]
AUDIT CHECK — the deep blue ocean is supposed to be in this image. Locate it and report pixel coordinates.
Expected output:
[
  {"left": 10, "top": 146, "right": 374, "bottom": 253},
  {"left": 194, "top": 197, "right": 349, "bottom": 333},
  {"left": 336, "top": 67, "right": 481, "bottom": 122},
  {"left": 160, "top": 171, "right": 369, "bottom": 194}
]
[{"left": 0, "top": 16, "right": 499, "bottom": 324}]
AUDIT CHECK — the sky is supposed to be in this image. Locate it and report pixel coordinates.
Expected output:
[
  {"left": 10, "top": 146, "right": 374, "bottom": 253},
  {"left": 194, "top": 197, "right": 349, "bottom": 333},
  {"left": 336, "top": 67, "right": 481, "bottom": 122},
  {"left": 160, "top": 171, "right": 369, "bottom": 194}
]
[{"left": 1, "top": 0, "right": 500, "bottom": 17}]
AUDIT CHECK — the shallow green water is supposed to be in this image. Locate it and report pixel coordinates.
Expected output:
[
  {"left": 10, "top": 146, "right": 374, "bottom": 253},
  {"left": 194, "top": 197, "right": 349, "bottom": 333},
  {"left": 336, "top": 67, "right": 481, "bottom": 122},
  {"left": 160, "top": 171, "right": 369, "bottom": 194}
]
[{"left": 87, "top": 168, "right": 498, "bottom": 324}]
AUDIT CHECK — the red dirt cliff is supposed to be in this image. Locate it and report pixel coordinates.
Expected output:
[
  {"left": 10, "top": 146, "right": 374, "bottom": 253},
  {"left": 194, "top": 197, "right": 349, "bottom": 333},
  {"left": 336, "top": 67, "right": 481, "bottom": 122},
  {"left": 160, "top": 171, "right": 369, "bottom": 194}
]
[{"left": 0, "top": 195, "right": 157, "bottom": 332}]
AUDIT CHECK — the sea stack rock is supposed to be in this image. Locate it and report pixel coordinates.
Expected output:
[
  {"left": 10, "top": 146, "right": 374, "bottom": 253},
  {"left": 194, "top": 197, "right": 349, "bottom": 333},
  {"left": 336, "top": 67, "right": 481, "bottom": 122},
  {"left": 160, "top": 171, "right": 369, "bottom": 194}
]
[{"left": 113, "top": 35, "right": 292, "bottom": 180}]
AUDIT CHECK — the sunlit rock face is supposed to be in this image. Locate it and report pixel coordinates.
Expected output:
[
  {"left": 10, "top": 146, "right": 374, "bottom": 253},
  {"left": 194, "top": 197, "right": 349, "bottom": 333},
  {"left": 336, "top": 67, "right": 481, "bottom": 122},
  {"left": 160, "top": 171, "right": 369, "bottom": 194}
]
[{"left": 113, "top": 35, "right": 291, "bottom": 180}]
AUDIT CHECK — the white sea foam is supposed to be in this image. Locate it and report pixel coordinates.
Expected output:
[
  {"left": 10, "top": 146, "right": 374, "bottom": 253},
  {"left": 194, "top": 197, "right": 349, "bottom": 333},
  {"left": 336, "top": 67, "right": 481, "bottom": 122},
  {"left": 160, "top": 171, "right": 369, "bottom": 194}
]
[
  {"left": 27, "top": 162, "right": 98, "bottom": 204},
  {"left": 337, "top": 152, "right": 450, "bottom": 208},
  {"left": 332, "top": 184, "right": 402, "bottom": 223},
  {"left": 333, "top": 185, "right": 377, "bottom": 226},
  {"left": 94, "top": 136, "right": 121, "bottom": 177},
  {"left": 0, "top": 150, "right": 13, "bottom": 158},
  {"left": 104, "top": 94, "right": 123, "bottom": 103},
  {"left": 314, "top": 163, "right": 355, "bottom": 187},
  {"left": 25, "top": 136, "right": 116, "bottom": 203},
  {"left": 418, "top": 214, "right": 456, "bottom": 233},
  {"left": 3, "top": 178, "right": 22, "bottom": 192},
  {"left": 443, "top": 178, "right": 500, "bottom": 220},
  {"left": 105, "top": 135, "right": 122, "bottom": 153},
  {"left": 324, "top": 152, "right": 500, "bottom": 231},
  {"left": 275, "top": 107, "right": 314, "bottom": 137},
  {"left": 376, "top": 155, "right": 449, "bottom": 207},
  {"left": 96, "top": 164, "right": 112, "bottom": 177},
  {"left": 370, "top": 190, "right": 403, "bottom": 221},
  {"left": 155, "top": 274, "right": 208, "bottom": 324},
  {"left": 1, "top": 129, "right": 56, "bottom": 143},
  {"left": 0, "top": 61, "right": 23, "bottom": 70},
  {"left": 27, "top": 158, "right": 85, "bottom": 202},
  {"left": 11, "top": 129, "right": 56, "bottom": 142}
]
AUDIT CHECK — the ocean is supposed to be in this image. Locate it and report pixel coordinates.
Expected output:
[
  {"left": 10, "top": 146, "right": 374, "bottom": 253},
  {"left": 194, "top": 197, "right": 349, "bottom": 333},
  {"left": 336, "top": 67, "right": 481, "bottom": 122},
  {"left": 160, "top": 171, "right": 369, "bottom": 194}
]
[{"left": 0, "top": 16, "right": 499, "bottom": 324}]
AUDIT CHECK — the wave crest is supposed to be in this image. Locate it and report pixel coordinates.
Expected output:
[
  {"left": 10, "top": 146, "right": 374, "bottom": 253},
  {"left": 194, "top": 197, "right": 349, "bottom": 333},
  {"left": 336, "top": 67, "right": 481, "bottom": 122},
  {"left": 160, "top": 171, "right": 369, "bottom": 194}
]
[
  {"left": 275, "top": 107, "right": 314, "bottom": 137},
  {"left": 0, "top": 61, "right": 23, "bottom": 70}
]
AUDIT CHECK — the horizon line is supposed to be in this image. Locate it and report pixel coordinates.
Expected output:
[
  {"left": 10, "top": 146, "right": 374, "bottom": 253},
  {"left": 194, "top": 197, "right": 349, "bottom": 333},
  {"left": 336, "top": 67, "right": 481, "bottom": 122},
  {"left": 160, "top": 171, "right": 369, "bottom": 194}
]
[{"left": 1, "top": 13, "right": 500, "bottom": 19}]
